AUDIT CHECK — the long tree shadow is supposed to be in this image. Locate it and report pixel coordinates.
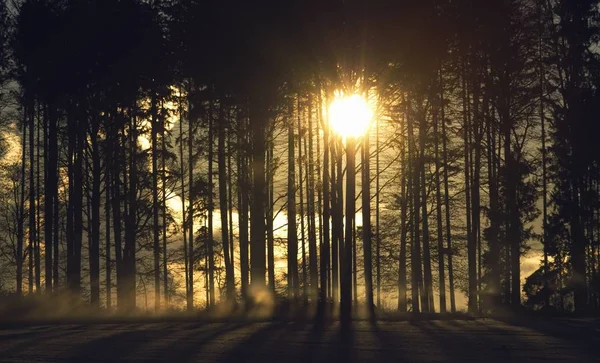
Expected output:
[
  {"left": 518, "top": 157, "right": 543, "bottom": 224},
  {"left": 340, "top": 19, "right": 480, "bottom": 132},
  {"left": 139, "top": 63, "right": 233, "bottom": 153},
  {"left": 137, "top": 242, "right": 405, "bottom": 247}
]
[
  {"left": 67, "top": 325, "right": 170, "bottom": 361},
  {"left": 492, "top": 315, "right": 600, "bottom": 357},
  {"left": 0, "top": 325, "right": 89, "bottom": 359},
  {"left": 161, "top": 323, "right": 248, "bottom": 362},
  {"left": 297, "top": 319, "right": 337, "bottom": 363},
  {"left": 221, "top": 321, "right": 291, "bottom": 362},
  {"left": 416, "top": 320, "right": 512, "bottom": 362}
]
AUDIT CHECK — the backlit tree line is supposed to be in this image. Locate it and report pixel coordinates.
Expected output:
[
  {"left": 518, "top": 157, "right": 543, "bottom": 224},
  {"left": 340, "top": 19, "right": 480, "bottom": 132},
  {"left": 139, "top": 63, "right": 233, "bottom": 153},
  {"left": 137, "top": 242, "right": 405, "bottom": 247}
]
[{"left": 0, "top": 0, "right": 598, "bottom": 318}]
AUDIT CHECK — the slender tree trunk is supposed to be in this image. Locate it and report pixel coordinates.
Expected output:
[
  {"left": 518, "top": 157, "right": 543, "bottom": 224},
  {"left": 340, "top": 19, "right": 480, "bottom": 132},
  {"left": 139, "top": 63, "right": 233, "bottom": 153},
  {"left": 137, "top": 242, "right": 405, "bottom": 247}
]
[
  {"left": 178, "top": 90, "right": 189, "bottom": 309},
  {"left": 90, "top": 117, "right": 101, "bottom": 307},
  {"left": 352, "top": 216, "right": 357, "bottom": 305},
  {"left": 151, "top": 94, "right": 161, "bottom": 311},
  {"left": 433, "top": 88, "right": 446, "bottom": 313},
  {"left": 207, "top": 106, "right": 215, "bottom": 307},
  {"left": 398, "top": 112, "right": 408, "bottom": 312},
  {"left": 319, "top": 85, "right": 330, "bottom": 313},
  {"left": 462, "top": 68, "right": 476, "bottom": 313},
  {"left": 407, "top": 98, "right": 422, "bottom": 313},
  {"left": 105, "top": 160, "right": 112, "bottom": 310},
  {"left": 315, "top": 92, "right": 325, "bottom": 301},
  {"left": 266, "top": 136, "right": 275, "bottom": 293},
  {"left": 307, "top": 95, "right": 318, "bottom": 300},
  {"left": 17, "top": 106, "right": 26, "bottom": 295},
  {"left": 72, "top": 105, "right": 84, "bottom": 296},
  {"left": 298, "top": 97, "right": 307, "bottom": 303},
  {"left": 336, "top": 137, "right": 344, "bottom": 307},
  {"left": 341, "top": 137, "right": 356, "bottom": 326},
  {"left": 112, "top": 118, "right": 123, "bottom": 310},
  {"left": 538, "top": 0, "right": 549, "bottom": 307},
  {"left": 267, "top": 141, "right": 275, "bottom": 294},
  {"left": 42, "top": 104, "right": 51, "bottom": 292},
  {"left": 35, "top": 106, "right": 41, "bottom": 293},
  {"left": 287, "top": 101, "right": 298, "bottom": 300},
  {"left": 161, "top": 113, "right": 169, "bottom": 307},
  {"left": 122, "top": 109, "right": 138, "bottom": 311},
  {"left": 375, "top": 113, "right": 381, "bottom": 308},
  {"left": 471, "top": 79, "right": 483, "bottom": 312},
  {"left": 238, "top": 114, "right": 249, "bottom": 300},
  {"left": 440, "top": 71, "right": 456, "bottom": 312},
  {"left": 331, "top": 137, "right": 340, "bottom": 305},
  {"left": 227, "top": 128, "right": 235, "bottom": 292},
  {"left": 28, "top": 99, "right": 35, "bottom": 293},
  {"left": 187, "top": 93, "right": 195, "bottom": 311},
  {"left": 250, "top": 95, "right": 267, "bottom": 291},
  {"left": 218, "top": 103, "right": 234, "bottom": 300},
  {"left": 487, "top": 105, "right": 500, "bottom": 308},
  {"left": 419, "top": 106, "right": 433, "bottom": 313},
  {"left": 362, "top": 132, "right": 374, "bottom": 319}
]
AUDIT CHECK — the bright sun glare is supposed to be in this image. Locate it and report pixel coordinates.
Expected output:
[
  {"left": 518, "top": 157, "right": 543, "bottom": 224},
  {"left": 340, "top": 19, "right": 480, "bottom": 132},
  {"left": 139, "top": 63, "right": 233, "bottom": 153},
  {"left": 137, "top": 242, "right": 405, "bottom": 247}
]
[{"left": 329, "top": 93, "right": 373, "bottom": 138}]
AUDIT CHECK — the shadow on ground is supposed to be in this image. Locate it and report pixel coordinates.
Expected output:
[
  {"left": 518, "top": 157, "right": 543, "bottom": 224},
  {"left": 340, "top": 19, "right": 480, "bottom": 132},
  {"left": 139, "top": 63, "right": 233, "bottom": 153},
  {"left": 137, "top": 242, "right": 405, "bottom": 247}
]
[{"left": 0, "top": 317, "right": 596, "bottom": 362}]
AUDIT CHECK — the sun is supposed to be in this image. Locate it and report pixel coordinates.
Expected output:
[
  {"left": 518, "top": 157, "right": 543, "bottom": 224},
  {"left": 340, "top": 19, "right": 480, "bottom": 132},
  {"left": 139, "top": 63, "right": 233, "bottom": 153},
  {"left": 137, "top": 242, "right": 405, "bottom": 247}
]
[{"left": 329, "top": 93, "right": 373, "bottom": 138}]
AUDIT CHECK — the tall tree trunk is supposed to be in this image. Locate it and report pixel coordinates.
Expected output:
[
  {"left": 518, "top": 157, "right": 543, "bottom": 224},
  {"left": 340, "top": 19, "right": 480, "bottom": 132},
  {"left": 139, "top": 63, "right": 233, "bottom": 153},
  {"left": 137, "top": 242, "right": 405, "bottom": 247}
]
[
  {"left": 105, "top": 160, "right": 112, "bottom": 310},
  {"left": 250, "top": 96, "right": 267, "bottom": 291},
  {"left": 487, "top": 105, "right": 500, "bottom": 308},
  {"left": 207, "top": 106, "right": 215, "bottom": 307},
  {"left": 335, "top": 137, "right": 344, "bottom": 306},
  {"left": 440, "top": 70, "right": 456, "bottom": 312},
  {"left": 319, "top": 85, "right": 330, "bottom": 313},
  {"left": 352, "top": 216, "right": 357, "bottom": 305},
  {"left": 238, "top": 114, "right": 249, "bottom": 300},
  {"left": 71, "top": 105, "right": 84, "bottom": 296},
  {"left": 418, "top": 106, "right": 433, "bottom": 313},
  {"left": 35, "top": 106, "right": 41, "bottom": 293},
  {"left": 331, "top": 137, "right": 340, "bottom": 305},
  {"left": 187, "top": 93, "right": 194, "bottom": 311},
  {"left": 218, "top": 103, "right": 235, "bottom": 300},
  {"left": 287, "top": 101, "right": 298, "bottom": 300},
  {"left": 151, "top": 93, "right": 161, "bottom": 311},
  {"left": 471, "top": 79, "right": 483, "bottom": 312},
  {"left": 538, "top": 0, "right": 549, "bottom": 307},
  {"left": 433, "top": 88, "right": 446, "bottom": 313},
  {"left": 178, "top": 90, "right": 189, "bottom": 309},
  {"left": 42, "top": 104, "right": 51, "bottom": 292},
  {"left": 341, "top": 137, "right": 356, "bottom": 326},
  {"left": 90, "top": 117, "right": 101, "bottom": 307},
  {"left": 469, "top": 74, "right": 488, "bottom": 311},
  {"left": 315, "top": 92, "right": 325, "bottom": 300},
  {"left": 462, "top": 68, "right": 476, "bottom": 313},
  {"left": 17, "top": 106, "right": 26, "bottom": 295},
  {"left": 362, "top": 131, "right": 374, "bottom": 319},
  {"left": 161, "top": 110, "right": 169, "bottom": 307},
  {"left": 28, "top": 99, "right": 35, "bottom": 293},
  {"left": 122, "top": 110, "right": 138, "bottom": 311},
  {"left": 375, "top": 112, "right": 381, "bottom": 308},
  {"left": 112, "top": 118, "right": 123, "bottom": 310},
  {"left": 307, "top": 95, "right": 318, "bottom": 300},
  {"left": 227, "top": 127, "right": 235, "bottom": 293},
  {"left": 266, "top": 135, "right": 275, "bottom": 293},
  {"left": 398, "top": 112, "right": 408, "bottom": 312},
  {"left": 407, "top": 98, "right": 422, "bottom": 313},
  {"left": 298, "top": 97, "right": 307, "bottom": 303}
]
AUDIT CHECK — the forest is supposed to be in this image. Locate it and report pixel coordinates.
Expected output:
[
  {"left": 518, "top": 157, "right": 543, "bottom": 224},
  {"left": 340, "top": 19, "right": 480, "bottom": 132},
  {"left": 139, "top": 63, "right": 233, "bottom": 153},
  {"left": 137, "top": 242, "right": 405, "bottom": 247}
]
[{"left": 0, "top": 0, "right": 598, "bottom": 322}]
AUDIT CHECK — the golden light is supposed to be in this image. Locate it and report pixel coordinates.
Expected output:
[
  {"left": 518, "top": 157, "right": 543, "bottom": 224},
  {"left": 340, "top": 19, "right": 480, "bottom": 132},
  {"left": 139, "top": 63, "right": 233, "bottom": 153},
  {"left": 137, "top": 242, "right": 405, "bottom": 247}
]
[{"left": 329, "top": 93, "right": 373, "bottom": 138}]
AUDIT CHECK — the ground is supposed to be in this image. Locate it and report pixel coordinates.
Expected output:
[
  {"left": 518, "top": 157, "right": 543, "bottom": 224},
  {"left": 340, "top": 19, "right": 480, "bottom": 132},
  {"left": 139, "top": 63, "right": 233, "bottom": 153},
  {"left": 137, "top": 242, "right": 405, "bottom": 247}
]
[{"left": 0, "top": 318, "right": 598, "bottom": 362}]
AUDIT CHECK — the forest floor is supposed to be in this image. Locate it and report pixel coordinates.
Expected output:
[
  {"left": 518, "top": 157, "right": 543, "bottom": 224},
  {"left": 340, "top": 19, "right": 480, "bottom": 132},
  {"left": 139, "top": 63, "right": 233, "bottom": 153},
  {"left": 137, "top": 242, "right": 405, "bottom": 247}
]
[{"left": 0, "top": 316, "right": 598, "bottom": 362}]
